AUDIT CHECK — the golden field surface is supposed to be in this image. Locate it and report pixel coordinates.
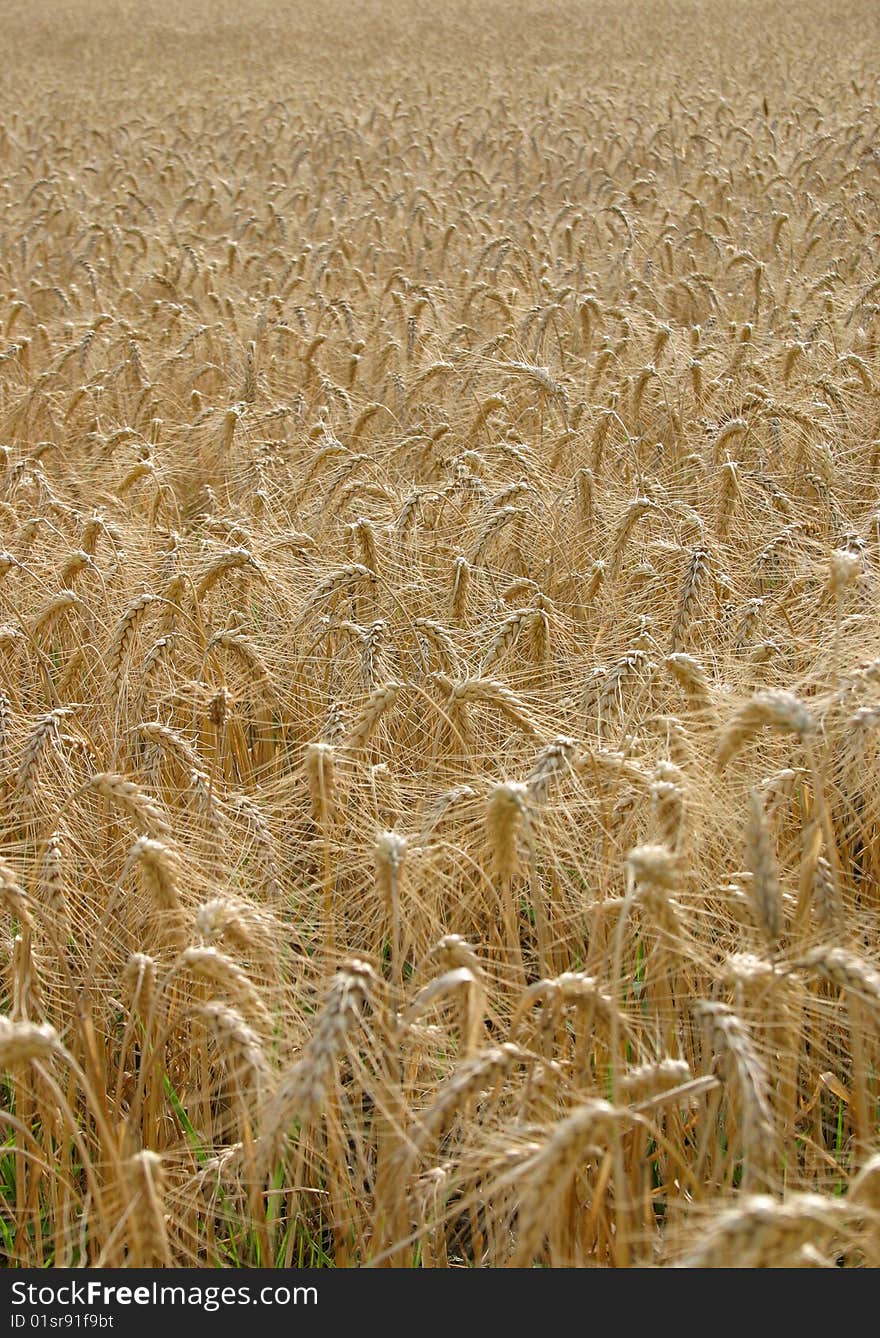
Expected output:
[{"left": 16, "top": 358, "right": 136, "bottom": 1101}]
[{"left": 2, "top": 0, "right": 880, "bottom": 1268}]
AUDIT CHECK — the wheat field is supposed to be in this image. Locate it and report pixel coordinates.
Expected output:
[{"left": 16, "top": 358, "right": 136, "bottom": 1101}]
[{"left": 2, "top": 0, "right": 880, "bottom": 1268}]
